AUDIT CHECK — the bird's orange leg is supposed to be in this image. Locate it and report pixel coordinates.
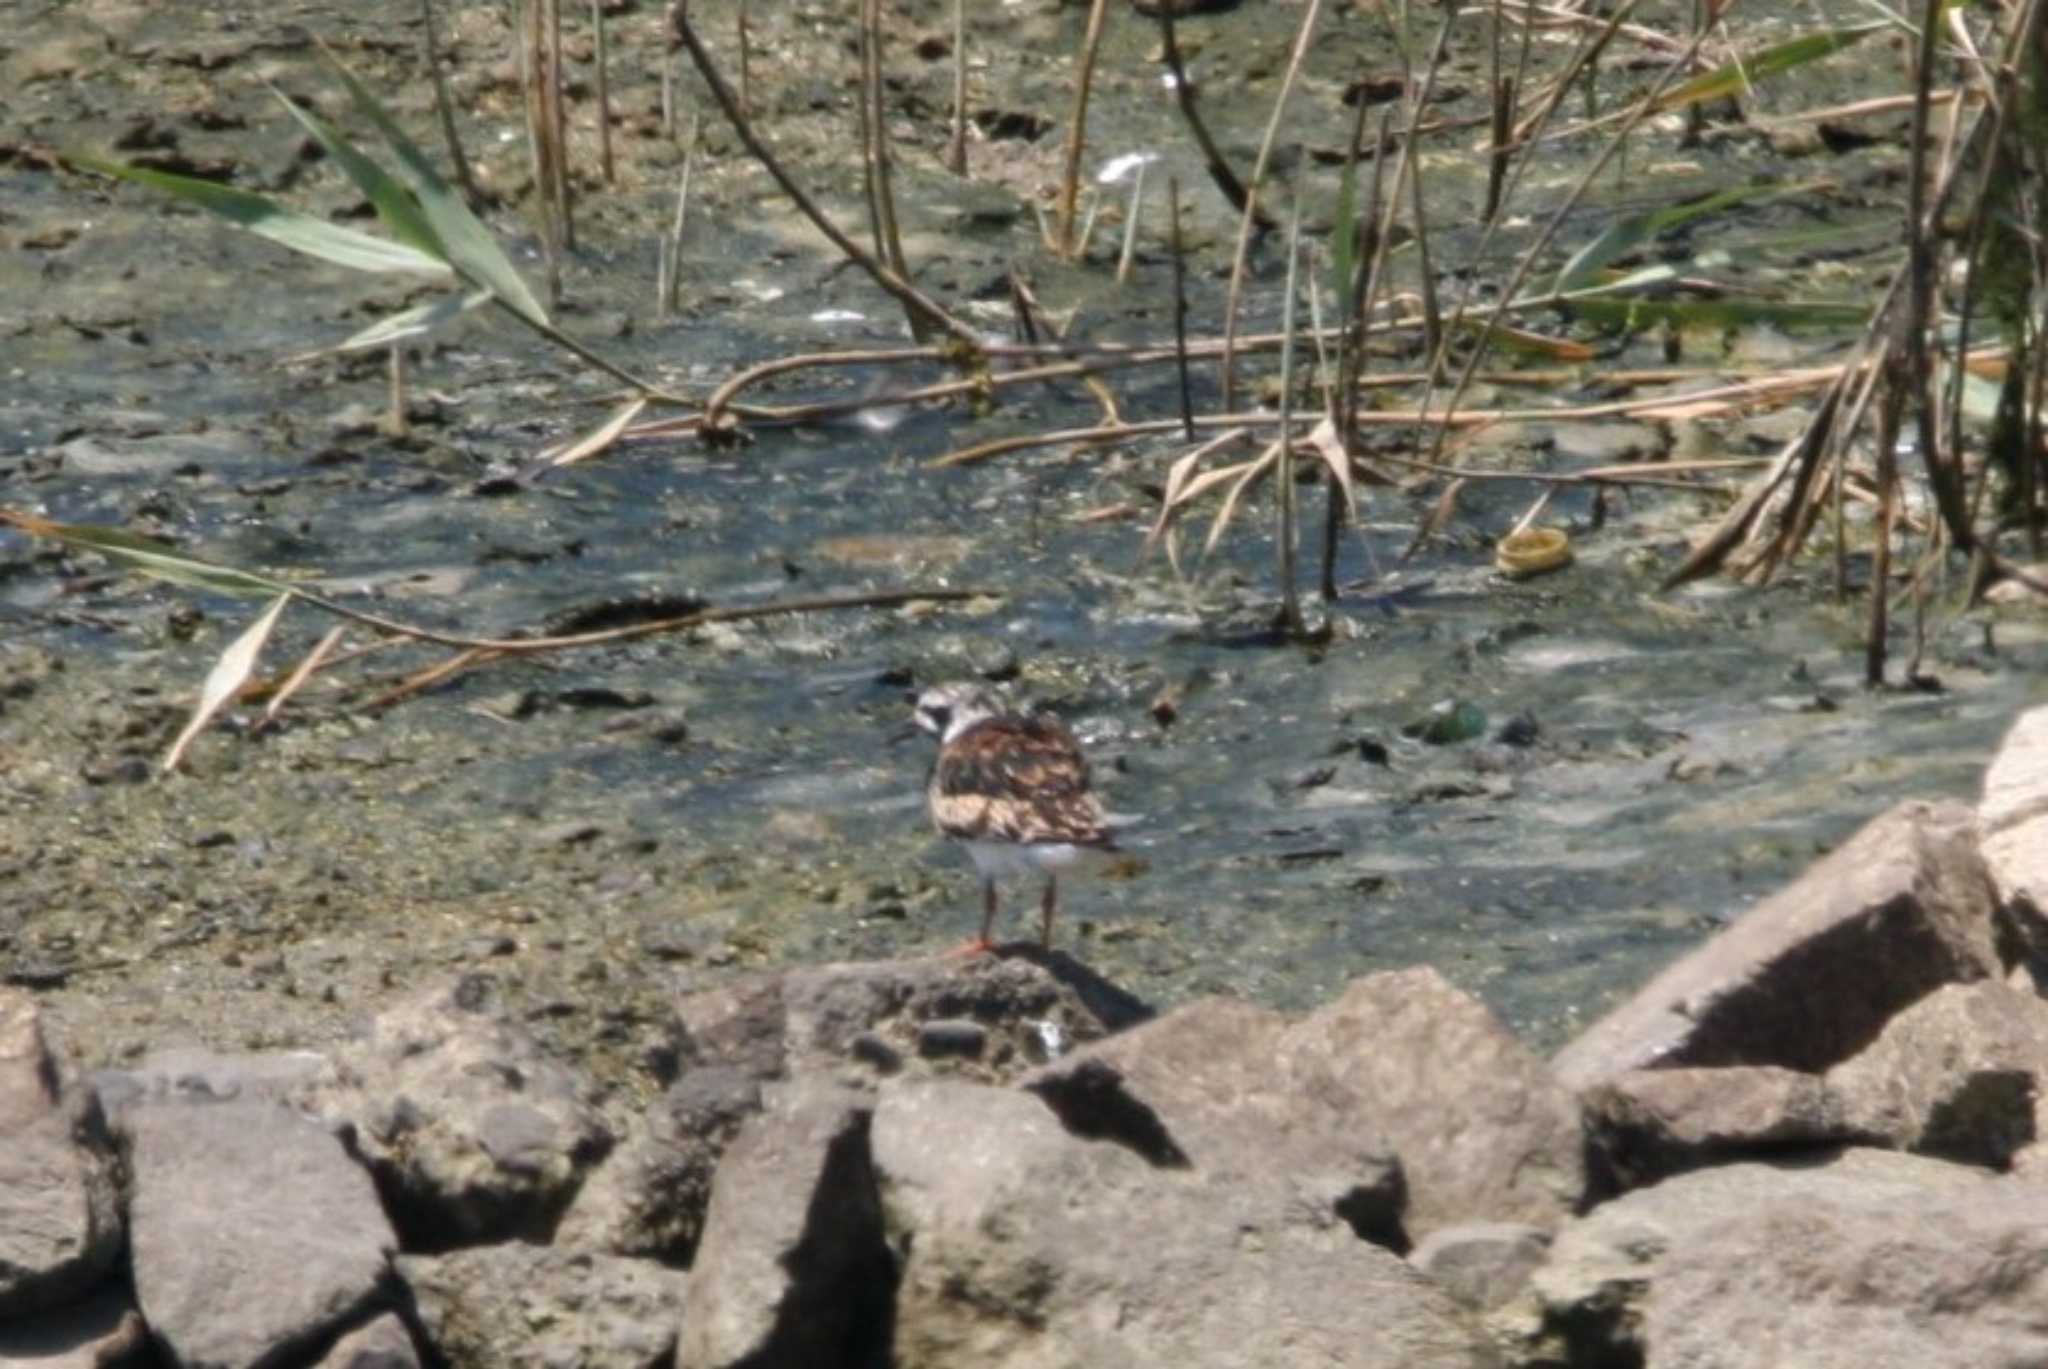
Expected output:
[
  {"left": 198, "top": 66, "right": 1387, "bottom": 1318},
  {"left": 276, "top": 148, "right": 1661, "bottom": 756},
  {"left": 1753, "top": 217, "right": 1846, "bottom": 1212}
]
[{"left": 947, "top": 878, "right": 999, "bottom": 956}]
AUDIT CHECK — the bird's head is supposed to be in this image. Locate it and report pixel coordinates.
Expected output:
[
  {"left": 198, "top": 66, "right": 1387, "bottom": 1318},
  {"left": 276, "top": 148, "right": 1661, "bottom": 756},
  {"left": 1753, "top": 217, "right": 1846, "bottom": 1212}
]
[{"left": 909, "top": 682, "right": 1001, "bottom": 744}]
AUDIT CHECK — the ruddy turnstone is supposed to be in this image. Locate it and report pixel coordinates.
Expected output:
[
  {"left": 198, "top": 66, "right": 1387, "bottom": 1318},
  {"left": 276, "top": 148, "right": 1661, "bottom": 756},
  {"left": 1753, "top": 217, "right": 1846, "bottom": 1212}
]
[{"left": 909, "top": 682, "right": 1124, "bottom": 952}]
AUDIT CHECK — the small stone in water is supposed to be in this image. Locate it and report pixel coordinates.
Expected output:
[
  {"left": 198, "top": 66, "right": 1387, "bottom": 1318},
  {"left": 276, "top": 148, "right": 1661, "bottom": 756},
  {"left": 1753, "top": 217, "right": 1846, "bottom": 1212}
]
[{"left": 917, "top": 1019, "right": 987, "bottom": 1059}]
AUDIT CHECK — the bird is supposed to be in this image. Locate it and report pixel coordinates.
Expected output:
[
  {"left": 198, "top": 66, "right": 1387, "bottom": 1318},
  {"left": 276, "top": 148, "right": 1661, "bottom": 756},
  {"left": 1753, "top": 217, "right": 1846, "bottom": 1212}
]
[{"left": 907, "top": 682, "right": 1126, "bottom": 953}]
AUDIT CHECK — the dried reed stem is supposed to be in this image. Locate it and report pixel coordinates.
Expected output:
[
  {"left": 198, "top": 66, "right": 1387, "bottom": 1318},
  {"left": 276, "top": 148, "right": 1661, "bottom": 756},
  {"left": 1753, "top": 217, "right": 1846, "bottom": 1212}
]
[
  {"left": 1053, "top": 0, "right": 1113, "bottom": 258},
  {"left": 948, "top": 0, "right": 968, "bottom": 176},
  {"left": 593, "top": 0, "right": 614, "bottom": 185},
  {"left": 420, "top": 0, "right": 482, "bottom": 208},
  {"left": 1219, "top": 0, "right": 1325, "bottom": 409}
]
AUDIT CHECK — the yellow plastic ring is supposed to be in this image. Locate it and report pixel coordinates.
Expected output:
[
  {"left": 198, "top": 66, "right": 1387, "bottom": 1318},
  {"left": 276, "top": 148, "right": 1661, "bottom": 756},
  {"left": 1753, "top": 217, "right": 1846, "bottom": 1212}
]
[{"left": 1495, "top": 527, "right": 1573, "bottom": 579}]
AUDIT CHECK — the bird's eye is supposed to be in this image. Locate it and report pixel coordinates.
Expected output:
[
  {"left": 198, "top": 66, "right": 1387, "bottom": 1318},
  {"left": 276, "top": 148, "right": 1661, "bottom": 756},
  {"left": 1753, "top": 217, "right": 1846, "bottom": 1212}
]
[{"left": 926, "top": 705, "right": 951, "bottom": 726}]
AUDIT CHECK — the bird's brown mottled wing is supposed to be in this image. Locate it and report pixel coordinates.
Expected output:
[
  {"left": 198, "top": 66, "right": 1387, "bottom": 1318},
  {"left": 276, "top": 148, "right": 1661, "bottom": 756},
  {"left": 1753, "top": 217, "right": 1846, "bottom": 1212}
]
[{"left": 928, "top": 715, "right": 1114, "bottom": 847}]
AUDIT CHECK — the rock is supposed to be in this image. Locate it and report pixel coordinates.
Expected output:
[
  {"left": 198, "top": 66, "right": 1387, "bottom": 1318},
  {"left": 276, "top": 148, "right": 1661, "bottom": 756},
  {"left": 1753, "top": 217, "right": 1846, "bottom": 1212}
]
[
  {"left": 0, "top": 990, "right": 121, "bottom": 1320},
  {"left": 568, "top": 955, "right": 1144, "bottom": 1262},
  {"left": 0, "top": 1282, "right": 149, "bottom": 1368},
  {"left": 1281, "top": 968, "right": 1583, "bottom": 1238},
  {"left": 1027, "top": 968, "right": 1583, "bottom": 1245},
  {"left": 873, "top": 1078, "right": 1498, "bottom": 1369},
  {"left": 1583, "top": 1065, "right": 1860, "bottom": 1189},
  {"left": 1980, "top": 705, "right": 2048, "bottom": 975},
  {"left": 555, "top": 1065, "right": 762, "bottom": 1263},
  {"left": 1553, "top": 799, "right": 2006, "bottom": 1090},
  {"left": 400, "top": 1245, "right": 684, "bottom": 1369},
  {"left": 1825, "top": 980, "right": 2048, "bottom": 1169},
  {"left": 1024, "top": 996, "right": 1407, "bottom": 1247},
  {"left": 1507, "top": 1148, "right": 2048, "bottom": 1369},
  {"left": 677, "top": 1080, "right": 891, "bottom": 1369},
  {"left": 1408, "top": 1222, "right": 1550, "bottom": 1313},
  {"left": 314, "top": 1312, "right": 421, "bottom": 1369},
  {"left": 914, "top": 1018, "right": 985, "bottom": 1059},
  {"left": 673, "top": 954, "right": 1147, "bottom": 1088},
  {"left": 297, "top": 976, "right": 612, "bottom": 1248},
  {"left": 123, "top": 1096, "right": 394, "bottom": 1369}
]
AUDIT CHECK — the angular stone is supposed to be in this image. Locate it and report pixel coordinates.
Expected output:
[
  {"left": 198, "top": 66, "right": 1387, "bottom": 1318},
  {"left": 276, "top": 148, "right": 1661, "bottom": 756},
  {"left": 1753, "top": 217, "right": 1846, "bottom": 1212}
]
[
  {"left": 1503, "top": 1149, "right": 2014, "bottom": 1368},
  {"left": 1023, "top": 996, "right": 1407, "bottom": 1246},
  {"left": 1980, "top": 704, "right": 2048, "bottom": 909},
  {"left": 1279, "top": 968, "right": 1584, "bottom": 1237},
  {"left": 313, "top": 1312, "right": 421, "bottom": 1369},
  {"left": 555, "top": 1065, "right": 763, "bottom": 1263},
  {"left": 0, "top": 990, "right": 121, "bottom": 1320},
  {"left": 1409, "top": 1222, "right": 1550, "bottom": 1313},
  {"left": 874, "top": 1078, "right": 1496, "bottom": 1369},
  {"left": 297, "top": 976, "right": 612, "bottom": 1248},
  {"left": 676, "top": 1080, "right": 891, "bottom": 1369},
  {"left": 400, "top": 1246, "right": 683, "bottom": 1369},
  {"left": 125, "top": 1097, "right": 394, "bottom": 1369},
  {"left": 1825, "top": 980, "right": 2048, "bottom": 1168},
  {"left": 1553, "top": 800, "right": 2005, "bottom": 1090},
  {"left": 1583, "top": 1065, "right": 1860, "bottom": 1189}
]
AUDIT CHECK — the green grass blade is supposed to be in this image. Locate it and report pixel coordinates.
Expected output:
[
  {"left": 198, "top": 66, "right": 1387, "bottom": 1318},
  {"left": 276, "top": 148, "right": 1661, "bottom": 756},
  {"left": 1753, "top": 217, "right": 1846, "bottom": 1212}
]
[
  {"left": 320, "top": 46, "right": 551, "bottom": 328},
  {"left": 69, "top": 154, "right": 452, "bottom": 278},
  {"left": 268, "top": 84, "right": 450, "bottom": 265},
  {"left": 323, "top": 287, "right": 494, "bottom": 355},
  {"left": 1330, "top": 155, "right": 1360, "bottom": 310},
  {"left": 1651, "top": 25, "right": 1886, "bottom": 113},
  {"left": 0, "top": 509, "right": 299, "bottom": 599},
  {"left": 1554, "top": 182, "right": 1820, "bottom": 294}
]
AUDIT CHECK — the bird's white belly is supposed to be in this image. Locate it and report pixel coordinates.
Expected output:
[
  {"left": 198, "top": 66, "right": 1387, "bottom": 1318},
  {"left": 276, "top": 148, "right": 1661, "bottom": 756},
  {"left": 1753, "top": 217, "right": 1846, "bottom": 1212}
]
[{"left": 962, "top": 840, "right": 1083, "bottom": 879}]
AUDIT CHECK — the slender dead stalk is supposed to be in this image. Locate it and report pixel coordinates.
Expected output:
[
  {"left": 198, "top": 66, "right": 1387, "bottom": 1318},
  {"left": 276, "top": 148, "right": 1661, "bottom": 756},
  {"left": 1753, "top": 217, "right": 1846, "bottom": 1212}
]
[
  {"left": 1219, "top": 0, "right": 1325, "bottom": 409},
  {"left": 669, "top": 1, "right": 979, "bottom": 346},
  {"left": 1169, "top": 176, "right": 1195, "bottom": 441},
  {"left": 519, "top": 0, "right": 561, "bottom": 304},
  {"left": 420, "top": 0, "right": 482, "bottom": 208},
  {"left": 1274, "top": 164, "right": 1308, "bottom": 634},
  {"left": 859, "top": 0, "right": 925, "bottom": 340},
  {"left": 948, "top": 0, "right": 968, "bottom": 176},
  {"left": 593, "top": 0, "right": 614, "bottom": 185},
  {"left": 658, "top": 114, "right": 697, "bottom": 317},
  {"left": 548, "top": 0, "right": 572, "bottom": 251},
  {"left": 1053, "top": 0, "right": 1113, "bottom": 258},
  {"left": 1153, "top": 3, "right": 1274, "bottom": 231}
]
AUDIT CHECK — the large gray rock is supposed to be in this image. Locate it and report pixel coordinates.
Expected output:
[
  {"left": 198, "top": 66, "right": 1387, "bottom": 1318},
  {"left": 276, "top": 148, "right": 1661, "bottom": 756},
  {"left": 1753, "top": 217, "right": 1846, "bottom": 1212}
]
[
  {"left": 676, "top": 1080, "right": 890, "bottom": 1369},
  {"left": 1025, "top": 969, "right": 1581, "bottom": 1245},
  {"left": 566, "top": 954, "right": 1141, "bottom": 1263},
  {"left": 1553, "top": 800, "right": 2005, "bottom": 1090},
  {"left": 0, "top": 990, "right": 121, "bottom": 1320},
  {"left": 1500, "top": 1148, "right": 2048, "bottom": 1368},
  {"left": 1024, "top": 996, "right": 1407, "bottom": 1246},
  {"left": 1279, "top": 967, "right": 1584, "bottom": 1238},
  {"left": 1583, "top": 1065, "right": 1861, "bottom": 1189},
  {"left": 298, "top": 976, "right": 612, "bottom": 1248},
  {"left": 1825, "top": 980, "right": 2048, "bottom": 1169},
  {"left": 123, "top": 1097, "right": 395, "bottom": 1369},
  {"left": 399, "top": 1245, "right": 684, "bottom": 1369},
  {"left": 1980, "top": 704, "right": 2048, "bottom": 913},
  {"left": 873, "top": 1078, "right": 1498, "bottom": 1369}
]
